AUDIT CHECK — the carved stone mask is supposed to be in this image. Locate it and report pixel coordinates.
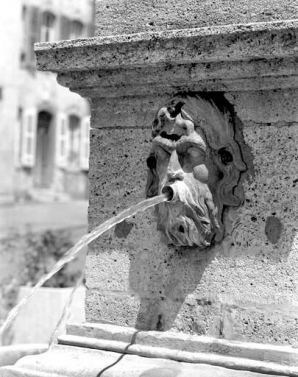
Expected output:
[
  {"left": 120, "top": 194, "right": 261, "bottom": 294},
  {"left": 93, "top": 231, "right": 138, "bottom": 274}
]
[{"left": 146, "top": 95, "right": 246, "bottom": 249}]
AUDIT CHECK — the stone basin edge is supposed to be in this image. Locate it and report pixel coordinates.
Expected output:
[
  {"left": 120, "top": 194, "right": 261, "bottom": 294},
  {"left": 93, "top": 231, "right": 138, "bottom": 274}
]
[{"left": 63, "top": 323, "right": 298, "bottom": 367}]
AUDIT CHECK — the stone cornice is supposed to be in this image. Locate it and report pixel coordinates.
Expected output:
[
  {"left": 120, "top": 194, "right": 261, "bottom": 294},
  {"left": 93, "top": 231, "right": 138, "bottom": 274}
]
[
  {"left": 35, "top": 20, "right": 298, "bottom": 97},
  {"left": 35, "top": 20, "right": 298, "bottom": 71}
]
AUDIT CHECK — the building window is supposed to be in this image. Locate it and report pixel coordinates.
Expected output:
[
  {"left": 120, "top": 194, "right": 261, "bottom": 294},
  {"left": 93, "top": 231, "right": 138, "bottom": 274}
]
[
  {"left": 70, "top": 20, "right": 84, "bottom": 39},
  {"left": 21, "top": 8, "right": 57, "bottom": 66},
  {"left": 60, "top": 16, "right": 71, "bottom": 40},
  {"left": 60, "top": 17, "right": 85, "bottom": 40},
  {"left": 18, "top": 107, "right": 23, "bottom": 162},
  {"left": 40, "top": 12, "right": 56, "bottom": 42},
  {"left": 68, "top": 115, "right": 81, "bottom": 168},
  {"left": 20, "top": 109, "right": 37, "bottom": 167},
  {"left": 21, "top": 6, "right": 41, "bottom": 66}
]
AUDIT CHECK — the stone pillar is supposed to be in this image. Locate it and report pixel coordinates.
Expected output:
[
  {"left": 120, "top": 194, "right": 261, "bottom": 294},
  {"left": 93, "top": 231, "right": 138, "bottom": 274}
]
[{"left": 2, "top": 2, "right": 298, "bottom": 376}]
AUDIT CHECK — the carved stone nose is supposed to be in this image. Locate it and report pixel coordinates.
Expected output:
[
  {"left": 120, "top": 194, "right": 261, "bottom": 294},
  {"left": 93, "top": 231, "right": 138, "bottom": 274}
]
[
  {"left": 167, "top": 151, "right": 185, "bottom": 182},
  {"left": 167, "top": 170, "right": 185, "bottom": 182}
]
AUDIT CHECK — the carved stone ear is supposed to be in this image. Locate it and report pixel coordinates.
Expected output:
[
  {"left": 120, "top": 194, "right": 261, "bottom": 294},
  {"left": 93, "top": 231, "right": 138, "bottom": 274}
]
[{"left": 145, "top": 155, "right": 159, "bottom": 198}]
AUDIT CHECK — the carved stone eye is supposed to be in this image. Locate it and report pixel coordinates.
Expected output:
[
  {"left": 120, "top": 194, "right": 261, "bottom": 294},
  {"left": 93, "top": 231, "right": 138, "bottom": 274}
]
[
  {"left": 152, "top": 119, "right": 159, "bottom": 128},
  {"left": 147, "top": 155, "right": 156, "bottom": 169},
  {"left": 218, "top": 148, "right": 233, "bottom": 165},
  {"left": 187, "top": 147, "right": 204, "bottom": 159},
  {"left": 167, "top": 101, "right": 185, "bottom": 118},
  {"left": 155, "top": 146, "right": 170, "bottom": 160}
]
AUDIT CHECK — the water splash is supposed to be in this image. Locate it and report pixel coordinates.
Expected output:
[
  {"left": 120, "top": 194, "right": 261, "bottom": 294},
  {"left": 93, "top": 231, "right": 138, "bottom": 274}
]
[{"left": 0, "top": 194, "right": 167, "bottom": 338}]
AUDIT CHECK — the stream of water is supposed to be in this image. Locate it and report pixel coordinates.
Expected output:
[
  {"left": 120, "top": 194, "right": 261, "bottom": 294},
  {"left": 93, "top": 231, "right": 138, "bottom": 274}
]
[{"left": 0, "top": 194, "right": 167, "bottom": 338}]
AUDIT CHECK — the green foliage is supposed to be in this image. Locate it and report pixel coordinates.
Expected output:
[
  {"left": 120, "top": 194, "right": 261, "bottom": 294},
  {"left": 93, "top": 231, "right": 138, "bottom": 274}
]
[{"left": 21, "top": 229, "right": 81, "bottom": 288}]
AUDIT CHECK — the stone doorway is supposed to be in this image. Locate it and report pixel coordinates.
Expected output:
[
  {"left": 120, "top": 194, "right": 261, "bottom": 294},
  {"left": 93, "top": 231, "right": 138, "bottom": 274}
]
[{"left": 34, "top": 111, "right": 54, "bottom": 188}]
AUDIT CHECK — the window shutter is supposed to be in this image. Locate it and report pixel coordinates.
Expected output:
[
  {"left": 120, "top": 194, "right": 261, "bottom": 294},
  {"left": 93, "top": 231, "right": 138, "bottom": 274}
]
[
  {"left": 60, "top": 16, "right": 71, "bottom": 40},
  {"left": 28, "top": 6, "right": 41, "bottom": 64},
  {"left": 21, "top": 6, "right": 29, "bottom": 65},
  {"left": 21, "top": 109, "right": 37, "bottom": 167},
  {"left": 80, "top": 116, "right": 90, "bottom": 170},
  {"left": 56, "top": 113, "right": 69, "bottom": 168}
]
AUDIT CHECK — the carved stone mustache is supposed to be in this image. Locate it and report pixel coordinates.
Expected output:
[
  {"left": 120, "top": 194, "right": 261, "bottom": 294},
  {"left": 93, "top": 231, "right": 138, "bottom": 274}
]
[{"left": 155, "top": 181, "right": 216, "bottom": 248}]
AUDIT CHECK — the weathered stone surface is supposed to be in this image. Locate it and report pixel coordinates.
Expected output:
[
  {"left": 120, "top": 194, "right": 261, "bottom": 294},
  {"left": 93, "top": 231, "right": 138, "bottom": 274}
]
[
  {"left": 66, "top": 322, "right": 298, "bottom": 366},
  {"left": 86, "top": 291, "right": 140, "bottom": 326},
  {"left": 225, "top": 89, "right": 298, "bottom": 123},
  {"left": 34, "top": 20, "right": 298, "bottom": 100},
  {"left": 84, "top": 88, "right": 298, "bottom": 345},
  {"left": 95, "top": 0, "right": 298, "bottom": 36},
  {"left": 0, "top": 343, "right": 293, "bottom": 377},
  {"left": 35, "top": 20, "right": 298, "bottom": 72}
]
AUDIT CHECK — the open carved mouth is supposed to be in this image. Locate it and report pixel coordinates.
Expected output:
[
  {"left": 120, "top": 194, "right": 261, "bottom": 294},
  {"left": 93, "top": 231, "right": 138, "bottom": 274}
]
[
  {"left": 161, "top": 185, "right": 175, "bottom": 202},
  {"left": 178, "top": 225, "right": 185, "bottom": 233}
]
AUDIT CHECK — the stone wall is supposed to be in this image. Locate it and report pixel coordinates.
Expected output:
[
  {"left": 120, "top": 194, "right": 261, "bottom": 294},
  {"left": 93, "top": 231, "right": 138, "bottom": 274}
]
[
  {"left": 85, "top": 87, "right": 298, "bottom": 345},
  {"left": 95, "top": 0, "right": 298, "bottom": 36}
]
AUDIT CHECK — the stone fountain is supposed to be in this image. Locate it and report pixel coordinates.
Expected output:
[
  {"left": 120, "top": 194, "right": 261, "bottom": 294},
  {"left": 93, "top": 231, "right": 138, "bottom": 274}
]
[{"left": 2, "top": 1, "right": 298, "bottom": 376}]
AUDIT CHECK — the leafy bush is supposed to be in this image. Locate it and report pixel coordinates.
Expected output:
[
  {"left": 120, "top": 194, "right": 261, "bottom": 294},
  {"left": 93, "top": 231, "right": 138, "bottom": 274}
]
[{"left": 20, "top": 229, "right": 81, "bottom": 288}]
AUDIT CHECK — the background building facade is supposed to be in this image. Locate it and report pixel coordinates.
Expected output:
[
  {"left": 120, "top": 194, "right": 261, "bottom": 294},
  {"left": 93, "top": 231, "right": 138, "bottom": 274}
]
[{"left": 0, "top": 0, "right": 95, "bottom": 203}]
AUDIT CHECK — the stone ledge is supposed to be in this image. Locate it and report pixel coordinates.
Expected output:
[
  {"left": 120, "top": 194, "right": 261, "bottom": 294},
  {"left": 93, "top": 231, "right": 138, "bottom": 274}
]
[
  {"left": 0, "top": 343, "right": 290, "bottom": 377},
  {"left": 59, "top": 334, "right": 298, "bottom": 376},
  {"left": 35, "top": 20, "right": 298, "bottom": 73},
  {"left": 62, "top": 72, "right": 298, "bottom": 98},
  {"left": 64, "top": 323, "right": 298, "bottom": 369},
  {"left": 34, "top": 20, "right": 298, "bottom": 97}
]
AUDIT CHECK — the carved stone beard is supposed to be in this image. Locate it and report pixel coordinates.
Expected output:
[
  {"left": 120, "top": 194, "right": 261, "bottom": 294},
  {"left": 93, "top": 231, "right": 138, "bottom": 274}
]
[{"left": 156, "top": 179, "right": 221, "bottom": 248}]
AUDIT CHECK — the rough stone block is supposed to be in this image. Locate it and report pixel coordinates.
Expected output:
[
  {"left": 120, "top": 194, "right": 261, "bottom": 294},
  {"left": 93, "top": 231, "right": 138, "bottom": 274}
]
[
  {"left": 85, "top": 90, "right": 298, "bottom": 343},
  {"left": 222, "top": 306, "right": 298, "bottom": 345},
  {"left": 85, "top": 291, "right": 140, "bottom": 327},
  {"left": 85, "top": 252, "right": 131, "bottom": 292},
  {"left": 225, "top": 89, "right": 298, "bottom": 123},
  {"left": 172, "top": 294, "right": 222, "bottom": 337},
  {"left": 95, "top": 0, "right": 298, "bottom": 37}
]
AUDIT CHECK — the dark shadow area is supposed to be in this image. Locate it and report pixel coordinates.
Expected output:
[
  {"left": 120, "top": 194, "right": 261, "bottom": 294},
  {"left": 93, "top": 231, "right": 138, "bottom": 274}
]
[{"left": 130, "top": 243, "right": 218, "bottom": 331}]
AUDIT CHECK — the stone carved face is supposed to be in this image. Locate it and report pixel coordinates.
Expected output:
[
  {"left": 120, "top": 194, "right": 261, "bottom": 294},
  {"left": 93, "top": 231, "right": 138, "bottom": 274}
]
[{"left": 146, "top": 95, "right": 246, "bottom": 248}]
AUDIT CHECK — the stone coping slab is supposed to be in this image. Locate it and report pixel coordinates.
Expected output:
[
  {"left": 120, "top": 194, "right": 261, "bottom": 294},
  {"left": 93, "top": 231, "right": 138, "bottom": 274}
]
[
  {"left": 53, "top": 323, "right": 298, "bottom": 376},
  {"left": 35, "top": 20, "right": 298, "bottom": 73},
  {"left": 34, "top": 20, "right": 298, "bottom": 96},
  {"left": 0, "top": 344, "right": 290, "bottom": 377},
  {"left": 65, "top": 323, "right": 298, "bottom": 364}
]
